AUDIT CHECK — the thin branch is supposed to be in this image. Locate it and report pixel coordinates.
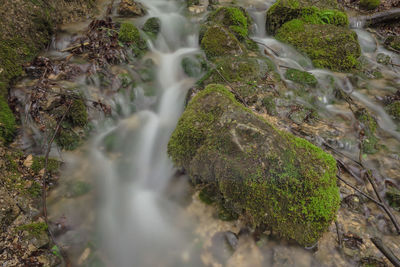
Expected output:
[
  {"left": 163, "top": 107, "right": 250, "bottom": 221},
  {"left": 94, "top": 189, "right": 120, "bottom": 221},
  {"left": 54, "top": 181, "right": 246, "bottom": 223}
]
[
  {"left": 42, "top": 100, "right": 72, "bottom": 266},
  {"left": 371, "top": 237, "right": 400, "bottom": 267},
  {"left": 336, "top": 174, "right": 383, "bottom": 207}
]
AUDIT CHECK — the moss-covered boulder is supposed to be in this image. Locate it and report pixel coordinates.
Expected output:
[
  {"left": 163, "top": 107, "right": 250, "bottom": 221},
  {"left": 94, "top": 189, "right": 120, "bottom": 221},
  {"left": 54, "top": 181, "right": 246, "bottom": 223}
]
[
  {"left": 118, "top": 22, "right": 148, "bottom": 57},
  {"left": 207, "top": 7, "right": 251, "bottom": 40},
  {"left": 276, "top": 20, "right": 360, "bottom": 71},
  {"left": 265, "top": 0, "right": 347, "bottom": 34},
  {"left": 200, "top": 25, "right": 245, "bottom": 59},
  {"left": 359, "top": 0, "right": 380, "bottom": 10},
  {"left": 168, "top": 84, "right": 340, "bottom": 246}
]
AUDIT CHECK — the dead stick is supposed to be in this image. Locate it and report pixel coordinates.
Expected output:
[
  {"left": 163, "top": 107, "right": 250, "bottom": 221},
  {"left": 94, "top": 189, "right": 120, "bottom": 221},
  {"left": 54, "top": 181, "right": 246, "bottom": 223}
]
[
  {"left": 371, "top": 237, "right": 400, "bottom": 267},
  {"left": 365, "top": 172, "right": 400, "bottom": 234},
  {"left": 334, "top": 220, "right": 343, "bottom": 249},
  {"left": 251, "top": 39, "right": 279, "bottom": 56},
  {"left": 336, "top": 174, "right": 383, "bottom": 207},
  {"left": 214, "top": 68, "right": 248, "bottom": 107},
  {"left": 42, "top": 101, "right": 72, "bottom": 266}
]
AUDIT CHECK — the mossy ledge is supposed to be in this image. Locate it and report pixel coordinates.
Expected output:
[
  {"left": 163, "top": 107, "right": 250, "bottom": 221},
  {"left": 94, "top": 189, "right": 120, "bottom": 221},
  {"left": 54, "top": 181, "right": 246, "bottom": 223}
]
[
  {"left": 0, "top": 0, "right": 97, "bottom": 145},
  {"left": 168, "top": 84, "right": 340, "bottom": 246}
]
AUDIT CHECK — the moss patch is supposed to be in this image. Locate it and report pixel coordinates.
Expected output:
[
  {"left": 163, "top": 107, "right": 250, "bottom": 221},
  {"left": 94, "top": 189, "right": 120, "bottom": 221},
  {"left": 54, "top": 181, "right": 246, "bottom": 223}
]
[
  {"left": 359, "top": 0, "right": 380, "bottom": 10},
  {"left": 16, "top": 222, "right": 48, "bottom": 237},
  {"left": 386, "top": 101, "right": 400, "bottom": 121},
  {"left": 355, "top": 108, "right": 379, "bottom": 154},
  {"left": 285, "top": 68, "right": 318, "bottom": 87}
]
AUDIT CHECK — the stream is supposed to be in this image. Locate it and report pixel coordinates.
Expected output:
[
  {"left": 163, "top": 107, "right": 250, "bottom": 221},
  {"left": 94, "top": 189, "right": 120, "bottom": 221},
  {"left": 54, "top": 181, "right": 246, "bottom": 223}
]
[{"left": 11, "top": 0, "right": 400, "bottom": 266}]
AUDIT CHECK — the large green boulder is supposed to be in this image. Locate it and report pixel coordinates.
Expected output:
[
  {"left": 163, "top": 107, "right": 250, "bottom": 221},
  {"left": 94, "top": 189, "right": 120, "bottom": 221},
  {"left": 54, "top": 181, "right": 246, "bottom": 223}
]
[
  {"left": 265, "top": 0, "right": 347, "bottom": 34},
  {"left": 168, "top": 84, "right": 340, "bottom": 246},
  {"left": 276, "top": 20, "right": 360, "bottom": 71}
]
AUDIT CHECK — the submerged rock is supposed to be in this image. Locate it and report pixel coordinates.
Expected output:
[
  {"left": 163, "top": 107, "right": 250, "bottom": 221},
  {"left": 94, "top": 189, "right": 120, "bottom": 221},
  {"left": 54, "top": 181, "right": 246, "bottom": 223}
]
[
  {"left": 168, "top": 84, "right": 340, "bottom": 246},
  {"left": 275, "top": 20, "right": 361, "bottom": 71},
  {"left": 118, "top": 0, "right": 146, "bottom": 17}
]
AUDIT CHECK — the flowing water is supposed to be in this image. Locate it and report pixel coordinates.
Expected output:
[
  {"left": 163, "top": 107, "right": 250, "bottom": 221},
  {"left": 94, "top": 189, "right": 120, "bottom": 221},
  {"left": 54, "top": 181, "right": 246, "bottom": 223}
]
[{"left": 11, "top": 0, "right": 400, "bottom": 266}]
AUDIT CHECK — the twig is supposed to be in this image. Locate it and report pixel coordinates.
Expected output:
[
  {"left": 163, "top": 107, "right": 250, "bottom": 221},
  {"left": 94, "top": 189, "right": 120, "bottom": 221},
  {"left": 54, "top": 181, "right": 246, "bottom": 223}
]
[
  {"left": 251, "top": 39, "right": 279, "bottom": 56},
  {"left": 371, "top": 237, "right": 400, "bottom": 267},
  {"left": 336, "top": 174, "right": 383, "bottom": 207},
  {"left": 214, "top": 68, "right": 248, "bottom": 107},
  {"left": 61, "top": 42, "right": 90, "bottom": 52},
  {"left": 365, "top": 172, "right": 400, "bottom": 234},
  {"left": 335, "top": 220, "right": 343, "bottom": 249},
  {"left": 42, "top": 100, "right": 72, "bottom": 266}
]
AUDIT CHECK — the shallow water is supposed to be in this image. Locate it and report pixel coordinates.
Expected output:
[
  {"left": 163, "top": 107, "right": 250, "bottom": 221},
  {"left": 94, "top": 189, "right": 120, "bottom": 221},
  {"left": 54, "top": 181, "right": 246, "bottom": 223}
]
[{"left": 12, "top": 0, "right": 400, "bottom": 266}]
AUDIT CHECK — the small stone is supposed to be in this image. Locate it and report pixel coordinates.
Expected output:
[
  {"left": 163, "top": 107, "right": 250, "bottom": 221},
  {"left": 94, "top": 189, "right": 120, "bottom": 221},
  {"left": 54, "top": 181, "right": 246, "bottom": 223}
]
[
  {"left": 118, "top": 0, "right": 146, "bottom": 17},
  {"left": 23, "top": 155, "right": 33, "bottom": 167}
]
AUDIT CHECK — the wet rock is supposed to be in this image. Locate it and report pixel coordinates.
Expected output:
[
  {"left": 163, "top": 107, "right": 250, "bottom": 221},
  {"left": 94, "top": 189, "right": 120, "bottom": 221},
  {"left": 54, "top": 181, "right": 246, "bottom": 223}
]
[
  {"left": 209, "top": 231, "right": 238, "bottom": 264},
  {"left": 118, "top": 0, "right": 146, "bottom": 17},
  {"left": 168, "top": 84, "right": 340, "bottom": 246}
]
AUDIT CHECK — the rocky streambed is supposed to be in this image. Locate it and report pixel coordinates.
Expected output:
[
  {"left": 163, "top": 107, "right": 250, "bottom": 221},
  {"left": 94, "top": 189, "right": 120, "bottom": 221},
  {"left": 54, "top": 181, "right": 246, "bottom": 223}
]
[{"left": 1, "top": 0, "right": 400, "bottom": 266}]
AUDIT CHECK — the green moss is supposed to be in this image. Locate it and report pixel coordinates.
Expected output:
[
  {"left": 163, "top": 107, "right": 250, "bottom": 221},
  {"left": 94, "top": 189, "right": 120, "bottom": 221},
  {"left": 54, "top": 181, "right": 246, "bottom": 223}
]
[
  {"left": 168, "top": 84, "right": 340, "bottom": 246},
  {"left": 67, "top": 180, "right": 91, "bottom": 198},
  {"left": 276, "top": 20, "right": 360, "bottom": 71},
  {"left": 208, "top": 7, "right": 249, "bottom": 40},
  {"left": 285, "top": 68, "right": 318, "bottom": 87},
  {"left": 17, "top": 222, "right": 48, "bottom": 237},
  {"left": 119, "top": 22, "right": 141, "bottom": 43},
  {"left": 386, "top": 101, "right": 400, "bottom": 120},
  {"left": 0, "top": 94, "right": 16, "bottom": 144},
  {"left": 199, "top": 187, "right": 216, "bottom": 205},
  {"left": 262, "top": 96, "right": 277, "bottom": 115},
  {"left": 359, "top": 0, "right": 380, "bottom": 10},
  {"left": 31, "top": 156, "right": 60, "bottom": 174},
  {"left": 68, "top": 98, "right": 88, "bottom": 127},
  {"left": 142, "top": 17, "right": 161, "bottom": 36},
  {"left": 266, "top": 0, "right": 344, "bottom": 34},
  {"left": 384, "top": 36, "right": 400, "bottom": 51},
  {"left": 55, "top": 128, "right": 80, "bottom": 150},
  {"left": 181, "top": 56, "right": 208, "bottom": 78},
  {"left": 355, "top": 108, "right": 379, "bottom": 154},
  {"left": 200, "top": 25, "right": 244, "bottom": 59},
  {"left": 385, "top": 185, "right": 400, "bottom": 210},
  {"left": 119, "top": 22, "right": 148, "bottom": 56}
]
